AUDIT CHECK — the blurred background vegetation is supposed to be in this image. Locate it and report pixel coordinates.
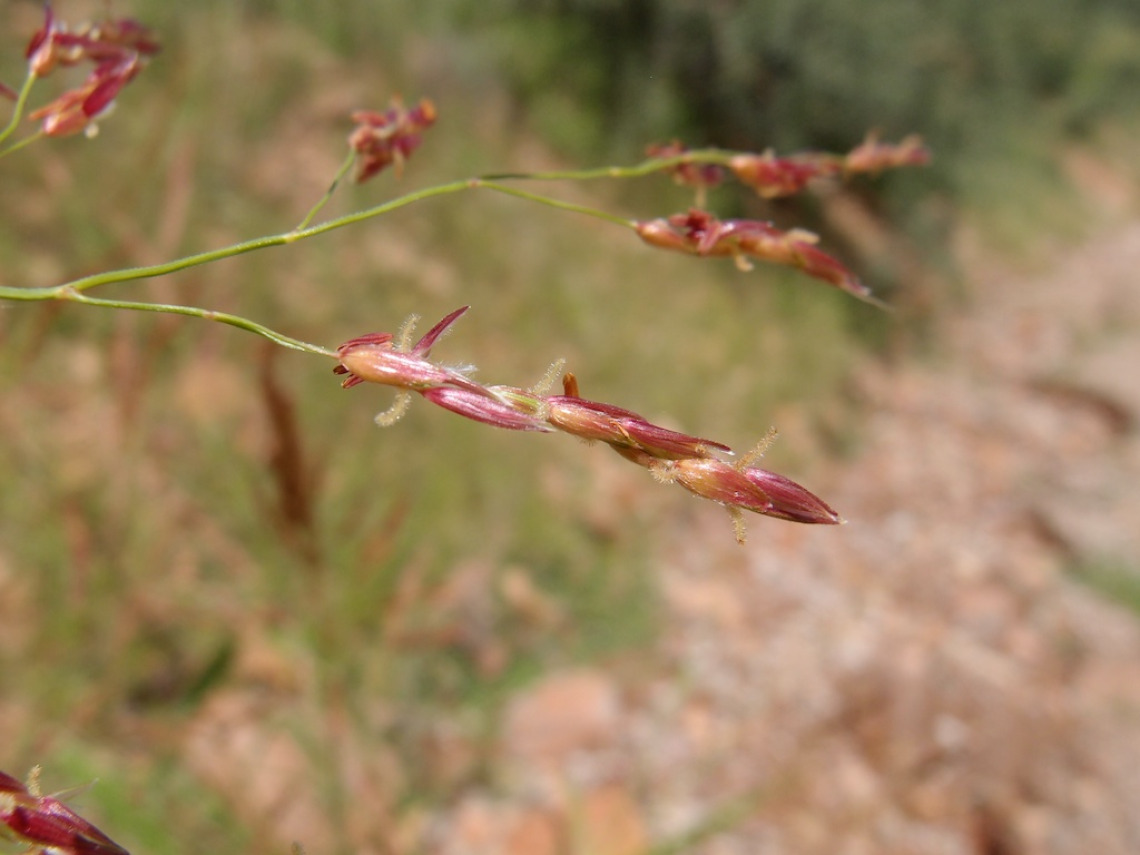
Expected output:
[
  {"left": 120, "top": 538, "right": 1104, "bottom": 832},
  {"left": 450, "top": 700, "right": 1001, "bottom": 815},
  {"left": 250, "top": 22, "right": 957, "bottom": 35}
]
[{"left": 2, "top": 0, "right": 1139, "bottom": 852}]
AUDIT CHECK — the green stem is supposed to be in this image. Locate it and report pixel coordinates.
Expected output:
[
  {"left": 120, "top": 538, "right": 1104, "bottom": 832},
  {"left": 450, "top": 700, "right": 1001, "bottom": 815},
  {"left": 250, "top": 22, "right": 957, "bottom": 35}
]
[
  {"left": 0, "top": 72, "right": 38, "bottom": 148},
  {"left": 0, "top": 179, "right": 476, "bottom": 302},
  {"left": 0, "top": 177, "right": 641, "bottom": 304},
  {"left": 474, "top": 179, "right": 635, "bottom": 228},
  {"left": 295, "top": 151, "right": 357, "bottom": 231},
  {"left": 0, "top": 128, "right": 44, "bottom": 159},
  {"left": 59, "top": 288, "right": 337, "bottom": 357},
  {"left": 479, "top": 149, "right": 734, "bottom": 183},
  {"left": 0, "top": 166, "right": 661, "bottom": 355}
]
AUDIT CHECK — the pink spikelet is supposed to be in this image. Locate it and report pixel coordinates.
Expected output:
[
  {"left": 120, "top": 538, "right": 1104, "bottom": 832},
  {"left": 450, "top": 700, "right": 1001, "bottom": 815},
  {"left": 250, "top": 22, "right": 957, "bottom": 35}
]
[{"left": 1, "top": 768, "right": 129, "bottom": 855}]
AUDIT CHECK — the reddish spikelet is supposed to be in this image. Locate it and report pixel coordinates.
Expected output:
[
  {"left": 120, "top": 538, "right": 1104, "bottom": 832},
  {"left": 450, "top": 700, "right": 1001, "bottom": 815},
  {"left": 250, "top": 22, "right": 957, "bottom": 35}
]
[
  {"left": 29, "top": 55, "right": 142, "bottom": 137},
  {"left": 25, "top": 3, "right": 66, "bottom": 75},
  {"left": 334, "top": 306, "right": 486, "bottom": 395},
  {"left": 727, "top": 135, "right": 927, "bottom": 196},
  {"left": 613, "top": 446, "right": 841, "bottom": 541},
  {"left": 1, "top": 768, "right": 129, "bottom": 855},
  {"left": 26, "top": 4, "right": 158, "bottom": 76},
  {"left": 663, "top": 455, "right": 841, "bottom": 525},
  {"left": 636, "top": 209, "right": 874, "bottom": 302},
  {"left": 638, "top": 449, "right": 840, "bottom": 522},
  {"left": 348, "top": 96, "right": 437, "bottom": 183},
  {"left": 656, "top": 456, "right": 777, "bottom": 514},
  {"left": 334, "top": 342, "right": 480, "bottom": 393},
  {"left": 736, "top": 464, "right": 844, "bottom": 524},
  {"left": 728, "top": 151, "right": 837, "bottom": 198},
  {"left": 632, "top": 217, "right": 694, "bottom": 255},
  {"left": 22, "top": 5, "right": 157, "bottom": 137},
  {"left": 844, "top": 132, "right": 930, "bottom": 174},
  {"left": 420, "top": 386, "right": 552, "bottom": 431},
  {"left": 73, "top": 18, "right": 161, "bottom": 61},
  {"left": 713, "top": 218, "right": 875, "bottom": 301},
  {"left": 543, "top": 373, "right": 730, "bottom": 459}
]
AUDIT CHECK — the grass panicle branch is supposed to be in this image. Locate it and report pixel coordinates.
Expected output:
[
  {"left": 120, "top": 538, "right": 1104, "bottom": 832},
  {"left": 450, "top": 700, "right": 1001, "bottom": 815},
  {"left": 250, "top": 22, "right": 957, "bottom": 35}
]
[{"left": 0, "top": 9, "right": 927, "bottom": 541}]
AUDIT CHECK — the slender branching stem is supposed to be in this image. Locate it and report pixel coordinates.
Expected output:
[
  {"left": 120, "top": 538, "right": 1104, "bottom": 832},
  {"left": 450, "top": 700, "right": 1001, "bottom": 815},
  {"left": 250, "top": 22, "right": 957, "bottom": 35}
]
[
  {"left": 478, "top": 149, "right": 732, "bottom": 182},
  {"left": 0, "top": 71, "right": 36, "bottom": 148},
  {"left": 0, "top": 128, "right": 44, "bottom": 158},
  {"left": 0, "top": 155, "right": 720, "bottom": 351},
  {"left": 58, "top": 288, "right": 336, "bottom": 356},
  {"left": 474, "top": 180, "right": 635, "bottom": 228},
  {"left": 294, "top": 151, "right": 357, "bottom": 231},
  {"left": 0, "top": 175, "right": 637, "bottom": 306}
]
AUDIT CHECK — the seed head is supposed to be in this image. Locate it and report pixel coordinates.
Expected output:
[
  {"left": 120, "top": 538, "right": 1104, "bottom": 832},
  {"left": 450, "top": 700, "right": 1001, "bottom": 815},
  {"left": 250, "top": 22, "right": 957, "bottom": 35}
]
[
  {"left": 29, "top": 55, "right": 142, "bottom": 137},
  {"left": 728, "top": 151, "right": 836, "bottom": 198},
  {"left": 348, "top": 96, "right": 437, "bottom": 183},
  {"left": 23, "top": 5, "right": 157, "bottom": 137},
  {"left": 844, "top": 132, "right": 930, "bottom": 174},
  {"left": 636, "top": 209, "right": 876, "bottom": 302}
]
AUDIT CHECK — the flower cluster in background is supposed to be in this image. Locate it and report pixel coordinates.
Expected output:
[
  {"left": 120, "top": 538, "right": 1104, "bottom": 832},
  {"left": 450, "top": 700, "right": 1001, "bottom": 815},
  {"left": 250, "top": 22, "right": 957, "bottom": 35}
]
[
  {"left": 16, "top": 4, "right": 159, "bottom": 138},
  {"left": 651, "top": 132, "right": 930, "bottom": 199},
  {"left": 634, "top": 135, "right": 928, "bottom": 303},
  {"left": 348, "top": 96, "right": 438, "bottom": 182}
]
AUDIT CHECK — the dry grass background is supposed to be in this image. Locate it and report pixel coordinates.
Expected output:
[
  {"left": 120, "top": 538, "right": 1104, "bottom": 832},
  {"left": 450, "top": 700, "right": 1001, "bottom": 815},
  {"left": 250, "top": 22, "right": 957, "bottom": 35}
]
[{"left": 2, "top": 3, "right": 1140, "bottom": 854}]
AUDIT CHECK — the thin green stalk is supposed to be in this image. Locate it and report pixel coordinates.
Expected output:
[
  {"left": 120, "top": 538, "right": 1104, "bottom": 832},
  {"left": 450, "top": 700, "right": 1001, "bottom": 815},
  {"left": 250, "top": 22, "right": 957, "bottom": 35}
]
[
  {"left": 0, "top": 176, "right": 640, "bottom": 304},
  {"left": 0, "top": 128, "right": 44, "bottom": 159},
  {"left": 479, "top": 149, "right": 732, "bottom": 183},
  {"left": 294, "top": 151, "right": 356, "bottom": 231},
  {"left": 0, "top": 179, "right": 477, "bottom": 301},
  {"left": 0, "top": 71, "right": 38, "bottom": 148},
  {"left": 474, "top": 179, "right": 635, "bottom": 228},
  {"left": 58, "top": 287, "right": 337, "bottom": 357},
  {"left": 0, "top": 167, "right": 660, "bottom": 356}
]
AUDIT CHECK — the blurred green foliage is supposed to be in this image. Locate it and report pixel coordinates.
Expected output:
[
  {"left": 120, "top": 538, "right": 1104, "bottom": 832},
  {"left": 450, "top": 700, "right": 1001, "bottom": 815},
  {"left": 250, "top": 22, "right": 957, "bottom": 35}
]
[
  {"left": 503, "top": 2, "right": 1138, "bottom": 137},
  {"left": 172, "top": 0, "right": 1140, "bottom": 245},
  {"left": 489, "top": 1, "right": 1140, "bottom": 190},
  {"left": 135, "top": 0, "right": 1140, "bottom": 161}
]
